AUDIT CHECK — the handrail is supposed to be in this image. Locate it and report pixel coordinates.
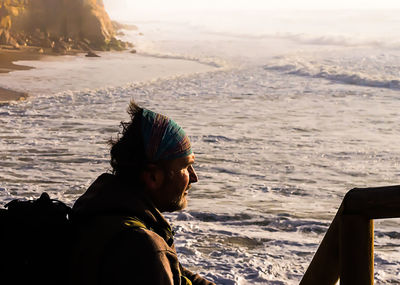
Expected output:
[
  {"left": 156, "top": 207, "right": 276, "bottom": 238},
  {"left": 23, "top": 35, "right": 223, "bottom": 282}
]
[{"left": 300, "top": 185, "right": 400, "bottom": 285}]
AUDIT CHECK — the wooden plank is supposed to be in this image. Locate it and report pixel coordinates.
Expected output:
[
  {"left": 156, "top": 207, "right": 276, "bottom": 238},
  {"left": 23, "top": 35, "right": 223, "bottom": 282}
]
[
  {"left": 344, "top": 185, "right": 400, "bottom": 219},
  {"left": 340, "top": 215, "right": 374, "bottom": 285}
]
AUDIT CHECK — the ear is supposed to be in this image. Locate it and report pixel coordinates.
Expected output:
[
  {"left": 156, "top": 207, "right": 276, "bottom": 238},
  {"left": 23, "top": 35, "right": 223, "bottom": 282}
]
[{"left": 140, "top": 164, "right": 165, "bottom": 191}]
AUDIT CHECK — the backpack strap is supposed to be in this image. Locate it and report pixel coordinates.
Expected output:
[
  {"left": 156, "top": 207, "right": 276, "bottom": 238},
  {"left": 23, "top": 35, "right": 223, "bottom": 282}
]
[
  {"left": 122, "top": 216, "right": 147, "bottom": 230},
  {"left": 181, "top": 275, "right": 193, "bottom": 285},
  {"left": 116, "top": 216, "right": 194, "bottom": 285}
]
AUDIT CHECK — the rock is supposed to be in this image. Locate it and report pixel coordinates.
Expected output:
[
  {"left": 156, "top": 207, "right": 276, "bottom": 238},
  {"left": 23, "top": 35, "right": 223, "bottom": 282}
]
[
  {"left": 107, "top": 37, "right": 121, "bottom": 51},
  {"left": 0, "top": 0, "right": 133, "bottom": 51},
  {"left": 112, "top": 20, "right": 138, "bottom": 31},
  {"left": 52, "top": 40, "right": 70, "bottom": 54},
  {"left": 10, "top": 39, "right": 19, "bottom": 49},
  {"left": 130, "top": 49, "right": 136, "bottom": 54},
  {"left": 40, "top": 38, "right": 53, "bottom": 48},
  {"left": 0, "top": 29, "right": 10, "bottom": 44},
  {"left": 82, "top": 38, "right": 91, "bottom": 46},
  {"left": 14, "top": 33, "right": 26, "bottom": 46},
  {"left": 0, "top": 29, "right": 19, "bottom": 49},
  {"left": 28, "top": 34, "right": 41, "bottom": 47},
  {"left": 85, "top": 51, "right": 100, "bottom": 57},
  {"left": 77, "top": 41, "right": 91, "bottom": 52},
  {"left": 107, "top": 37, "right": 131, "bottom": 51}
]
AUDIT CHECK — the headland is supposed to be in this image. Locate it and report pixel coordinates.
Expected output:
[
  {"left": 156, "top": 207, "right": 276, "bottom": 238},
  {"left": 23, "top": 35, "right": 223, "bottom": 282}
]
[{"left": 0, "top": 0, "right": 132, "bottom": 102}]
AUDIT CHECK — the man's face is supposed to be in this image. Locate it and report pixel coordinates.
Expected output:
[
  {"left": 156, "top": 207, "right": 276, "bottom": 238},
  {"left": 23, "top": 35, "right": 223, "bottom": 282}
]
[{"left": 155, "top": 153, "right": 198, "bottom": 212}]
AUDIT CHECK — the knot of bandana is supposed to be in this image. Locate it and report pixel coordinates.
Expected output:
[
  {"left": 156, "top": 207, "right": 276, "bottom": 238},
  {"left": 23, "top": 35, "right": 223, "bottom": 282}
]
[{"left": 141, "top": 109, "right": 192, "bottom": 162}]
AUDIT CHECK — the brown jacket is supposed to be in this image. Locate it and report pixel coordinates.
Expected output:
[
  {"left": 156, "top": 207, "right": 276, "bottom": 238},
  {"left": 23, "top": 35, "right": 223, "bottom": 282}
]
[{"left": 68, "top": 173, "right": 215, "bottom": 285}]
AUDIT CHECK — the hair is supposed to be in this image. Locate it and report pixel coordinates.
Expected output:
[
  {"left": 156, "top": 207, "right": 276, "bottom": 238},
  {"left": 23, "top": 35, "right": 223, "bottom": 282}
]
[{"left": 109, "top": 100, "right": 146, "bottom": 183}]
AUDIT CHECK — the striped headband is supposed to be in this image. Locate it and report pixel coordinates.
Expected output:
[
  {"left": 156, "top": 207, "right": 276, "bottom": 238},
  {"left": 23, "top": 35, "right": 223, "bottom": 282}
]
[{"left": 141, "top": 109, "right": 192, "bottom": 162}]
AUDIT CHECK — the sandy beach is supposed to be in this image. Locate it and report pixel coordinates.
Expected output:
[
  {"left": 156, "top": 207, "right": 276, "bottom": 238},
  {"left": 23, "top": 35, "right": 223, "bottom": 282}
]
[
  {"left": 0, "top": 47, "right": 43, "bottom": 73},
  {"left": 0, "top": 49, "right": 216, "bottom": 100},
  {"left": 0, "top": 87, "right": 28, "bottom": 103},
  {"left": 0, "top": 47, "right": 45, "bottom": 102}
]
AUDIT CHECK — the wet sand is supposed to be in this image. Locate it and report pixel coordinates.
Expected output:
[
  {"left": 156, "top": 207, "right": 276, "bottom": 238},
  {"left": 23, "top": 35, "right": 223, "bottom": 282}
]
[
  {"left": 0, "top": 46, "right": 43, "bottom": 102},
  {"left": 0, "top": 87, "right": 28, "bottom": 103},
  {"left": 0, "top": 49, "right": 217, "bottom": 98}
]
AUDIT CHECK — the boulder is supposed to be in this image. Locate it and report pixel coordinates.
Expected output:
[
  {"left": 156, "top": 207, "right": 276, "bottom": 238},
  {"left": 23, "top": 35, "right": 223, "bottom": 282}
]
[
  {"left": 52, "top": 39, "right": 70, "bottom": 54},
  {"left": 8, "top": 36, "right": 19, "bottom": 49},
  {"left": 85, "top": 50, "right": 100, "bottom": 57},
  {"left": 108, "top": 37, "right": 126, "bottom": 51},
  {"left": 0, "top": 29, "right": 10, "bottom": 44},
  {"left": 40, "top": 38, "right": 53, "bottom": 49}
]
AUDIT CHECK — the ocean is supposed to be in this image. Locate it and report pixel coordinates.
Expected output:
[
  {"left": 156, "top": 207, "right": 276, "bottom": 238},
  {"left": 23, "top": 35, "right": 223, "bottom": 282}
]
[{"left": 1, "top": 9, "right": 400, "bottom": 284}]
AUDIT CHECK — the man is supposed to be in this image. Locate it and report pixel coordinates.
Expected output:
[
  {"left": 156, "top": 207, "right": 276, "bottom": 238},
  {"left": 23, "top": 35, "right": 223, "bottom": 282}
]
[{"left": 68, "top": 101, "right": 215, "bottom": 285}]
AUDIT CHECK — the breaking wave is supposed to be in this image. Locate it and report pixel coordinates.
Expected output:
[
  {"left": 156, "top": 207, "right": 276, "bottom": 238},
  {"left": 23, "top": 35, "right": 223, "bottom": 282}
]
[
  {"left": 137, "top": 51, "right": 226, "bottom": 68},
  {"left": 264, "top": 54, "right": 400, "bottom": 90},
  {"left": 197, "top": 29, "right": 400, "bottom": 49}
]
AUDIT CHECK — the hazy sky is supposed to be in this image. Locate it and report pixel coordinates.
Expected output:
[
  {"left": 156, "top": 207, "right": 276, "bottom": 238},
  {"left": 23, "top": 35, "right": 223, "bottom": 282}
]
[
  {"left": 104, "top": 0, "right": 400, "bottom": 11},
  {"left": 103, "top": 0, "right": 400, "bottom": 21}
]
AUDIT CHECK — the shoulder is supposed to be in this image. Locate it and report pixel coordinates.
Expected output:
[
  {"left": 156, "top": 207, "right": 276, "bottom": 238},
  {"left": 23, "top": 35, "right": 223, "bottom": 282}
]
[
  {"left": 101, "top": 216, "right": 175, "bottom": 255},
  {"left": 100, "top": 223, "right": 181, "bottom": 284},
  {"left": 120, "top": 225, "right": 174, "bottom": 254}
]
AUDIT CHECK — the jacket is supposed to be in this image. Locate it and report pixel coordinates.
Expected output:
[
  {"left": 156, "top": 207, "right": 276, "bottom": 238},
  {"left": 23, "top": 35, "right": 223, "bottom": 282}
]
[{"left": 68, "top": 173, "right": 215, "bottom": 285}]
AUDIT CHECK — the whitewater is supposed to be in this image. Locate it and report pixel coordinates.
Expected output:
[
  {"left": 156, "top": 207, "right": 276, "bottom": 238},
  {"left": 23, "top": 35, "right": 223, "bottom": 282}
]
[{"left": 1, "top": 9, "right": 400, "bottom": 284}]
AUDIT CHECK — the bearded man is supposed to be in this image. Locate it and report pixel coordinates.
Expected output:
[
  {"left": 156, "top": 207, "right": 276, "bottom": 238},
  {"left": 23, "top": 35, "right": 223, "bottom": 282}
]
[{"left": 68, "top": 101, "right": 215, "bottom": 285}]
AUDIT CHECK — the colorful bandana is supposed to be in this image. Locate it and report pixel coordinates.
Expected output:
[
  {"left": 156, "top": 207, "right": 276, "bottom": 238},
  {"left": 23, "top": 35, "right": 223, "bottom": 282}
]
[{"left": 141, "top": 109, "right": 192, "bottom": 162}]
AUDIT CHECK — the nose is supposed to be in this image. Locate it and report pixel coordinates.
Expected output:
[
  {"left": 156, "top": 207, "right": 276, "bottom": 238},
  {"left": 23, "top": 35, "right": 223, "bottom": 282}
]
[{"left": 188, "top": 165, "right": 198, "bottom": 184}]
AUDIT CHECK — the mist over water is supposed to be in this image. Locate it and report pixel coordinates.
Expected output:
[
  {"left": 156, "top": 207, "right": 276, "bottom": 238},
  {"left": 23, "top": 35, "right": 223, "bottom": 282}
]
[{"left": 1, "top": 9, "right": 400, "bottom": 284}]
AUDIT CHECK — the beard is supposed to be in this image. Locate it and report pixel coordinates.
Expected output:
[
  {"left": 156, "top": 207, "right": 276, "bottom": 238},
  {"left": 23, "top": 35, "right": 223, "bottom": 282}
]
[{"left": 164, "top": 192, "right": 188, "bottom": 212}]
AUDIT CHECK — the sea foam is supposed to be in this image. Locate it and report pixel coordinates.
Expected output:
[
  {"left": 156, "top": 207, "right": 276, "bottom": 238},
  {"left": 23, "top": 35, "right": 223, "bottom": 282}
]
[{"left": 265, "top": 52, "right": 400, "bottom": 90}]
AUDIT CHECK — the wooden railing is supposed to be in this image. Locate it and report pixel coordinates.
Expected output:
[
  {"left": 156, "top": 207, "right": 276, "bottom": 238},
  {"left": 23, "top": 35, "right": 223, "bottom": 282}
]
[{"left": 300, "top": 185, "right": 400, "bottom": 285}]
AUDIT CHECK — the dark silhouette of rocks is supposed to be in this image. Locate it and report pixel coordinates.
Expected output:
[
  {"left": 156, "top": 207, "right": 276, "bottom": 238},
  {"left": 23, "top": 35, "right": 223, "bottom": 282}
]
[
  {"left": 85, "top": 50, "right": 100, "bottom": 57},
  {"left": 0, "top": 0, "right": 133, "bottom": 54}
]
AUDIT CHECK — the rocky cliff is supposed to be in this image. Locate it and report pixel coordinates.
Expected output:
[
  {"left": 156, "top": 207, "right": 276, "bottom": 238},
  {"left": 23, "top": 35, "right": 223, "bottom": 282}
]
[{"left": 0, "top": 0, "right": 130, "bottom": 53}]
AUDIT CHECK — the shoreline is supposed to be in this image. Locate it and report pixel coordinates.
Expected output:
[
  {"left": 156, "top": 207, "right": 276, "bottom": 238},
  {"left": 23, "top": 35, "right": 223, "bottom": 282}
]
[
  {"left": 0, "top": 46, "right": 44, "bottom": 74},
  {"left": 0, "top": 45, "right": 95, "bottom": 103},
  {"left": 0, "top": 87, "right": 28, "bottom": 103},
  {"left": 0, "top": 46, "right": 48, "bottom": 103},
  {"left": 0, "top": 48, "right": 217, "bottom": 100}
]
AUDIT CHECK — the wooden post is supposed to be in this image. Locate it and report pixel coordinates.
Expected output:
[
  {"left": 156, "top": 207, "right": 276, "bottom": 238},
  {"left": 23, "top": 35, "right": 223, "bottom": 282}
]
[
  {"left": 340, "top": 214, "right": 374, "bottom": 285},
  {"left": 299, "top": 205, "right": 342, "bottom": 285},
  {"left": 301, "top": 185, "right": 400, "bottom": 284}
]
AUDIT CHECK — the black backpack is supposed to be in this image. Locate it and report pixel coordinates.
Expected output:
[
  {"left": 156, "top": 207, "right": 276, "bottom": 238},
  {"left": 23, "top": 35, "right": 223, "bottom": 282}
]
[
  {"left": 0, "top": 193, "right": 194, "bottom": 285},
  {"left": 0, "top": 192, "right": 72, "bottom": 285}
]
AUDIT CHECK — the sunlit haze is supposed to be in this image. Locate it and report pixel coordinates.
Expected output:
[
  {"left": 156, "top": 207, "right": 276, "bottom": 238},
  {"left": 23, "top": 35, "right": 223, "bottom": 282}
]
[
  {"left": 104, "top": 0, "right": 400, "bottom": 21},
  {"left": 2, "top": 0, "right": 400, "bottom": 284}
]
